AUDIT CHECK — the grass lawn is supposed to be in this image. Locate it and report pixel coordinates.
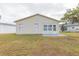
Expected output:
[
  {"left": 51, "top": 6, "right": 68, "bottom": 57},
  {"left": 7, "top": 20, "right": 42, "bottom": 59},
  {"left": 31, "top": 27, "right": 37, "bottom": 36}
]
[{"left": 0, "top": 33, "right": 79, "bottom": 56}]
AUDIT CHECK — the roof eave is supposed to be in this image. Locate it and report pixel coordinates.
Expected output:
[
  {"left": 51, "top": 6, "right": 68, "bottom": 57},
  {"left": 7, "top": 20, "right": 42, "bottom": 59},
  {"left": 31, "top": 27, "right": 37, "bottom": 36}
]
[{"left": 15, "top": 14, "right": 60, "bottom": 23}]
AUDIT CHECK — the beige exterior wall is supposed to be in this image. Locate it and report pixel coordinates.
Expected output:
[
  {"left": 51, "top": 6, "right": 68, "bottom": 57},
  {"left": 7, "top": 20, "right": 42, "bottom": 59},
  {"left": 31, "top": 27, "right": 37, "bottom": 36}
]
[{"left": 16, "top": 15, "right": 59, "bottom": 34}]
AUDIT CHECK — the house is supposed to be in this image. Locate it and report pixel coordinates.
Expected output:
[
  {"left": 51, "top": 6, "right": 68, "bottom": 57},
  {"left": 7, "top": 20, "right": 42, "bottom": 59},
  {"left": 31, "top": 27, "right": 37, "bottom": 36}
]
[
  {"left": 60, "top": 18, "right": 79, "bottom": 32},
  {"left": 0, "top": 23, "right": 16, "bottom": 33},
  {"left": 64, "top": 22, "right": 79, "bottom": 32},
  {"left": 15, "top": 14, "right": 60, "bottom": 34}
]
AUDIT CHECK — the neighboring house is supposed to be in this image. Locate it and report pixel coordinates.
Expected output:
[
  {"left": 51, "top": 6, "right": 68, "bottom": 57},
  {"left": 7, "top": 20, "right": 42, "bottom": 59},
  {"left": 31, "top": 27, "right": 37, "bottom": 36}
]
[
  {"left": 64, "top": 22, "right": 79, "bottom": 32},
  {"left": 0, "top": 23, "right": 16, "bottom": 33},
  {"left": 15, "top": 14, "right": 60, "bottom": 34},
  {"left": 61, "top": 19, "right": 79, "bottom": 32}
]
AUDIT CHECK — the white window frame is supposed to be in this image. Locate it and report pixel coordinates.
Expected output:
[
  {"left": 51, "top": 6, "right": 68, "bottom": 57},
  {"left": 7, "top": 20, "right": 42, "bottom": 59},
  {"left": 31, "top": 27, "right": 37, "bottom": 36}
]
[{"left": 44, "top": 25, "right": 52, "bottom": 31}]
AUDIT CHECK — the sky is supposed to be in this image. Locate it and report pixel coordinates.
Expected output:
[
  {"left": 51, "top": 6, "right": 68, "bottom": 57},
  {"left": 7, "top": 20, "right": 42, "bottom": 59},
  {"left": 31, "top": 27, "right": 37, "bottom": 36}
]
[{"left": 0, "top": 0, "right": 78, "bottom": 24}]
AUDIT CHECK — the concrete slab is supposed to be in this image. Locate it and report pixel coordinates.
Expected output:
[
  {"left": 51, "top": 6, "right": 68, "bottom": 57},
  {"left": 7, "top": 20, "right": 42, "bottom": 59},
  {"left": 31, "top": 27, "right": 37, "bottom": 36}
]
[{"left": 43, "top": 34, "right": 66, "bottom": 36}]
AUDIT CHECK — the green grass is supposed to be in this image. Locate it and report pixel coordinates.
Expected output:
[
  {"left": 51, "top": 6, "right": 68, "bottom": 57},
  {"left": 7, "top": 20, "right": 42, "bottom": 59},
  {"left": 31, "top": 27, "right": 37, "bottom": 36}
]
[{"left": 0, "top": 33, "right": 79, "bottom": 56}]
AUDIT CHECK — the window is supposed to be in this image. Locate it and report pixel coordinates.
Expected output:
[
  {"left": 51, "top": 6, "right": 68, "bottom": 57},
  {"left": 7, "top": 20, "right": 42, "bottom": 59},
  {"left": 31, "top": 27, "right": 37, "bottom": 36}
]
[
  {"left": 34, "top": 23, "right": 39, "bottom": 25},
  {"left": 34, "top": 23, "right": 39, "bottom": 31},
  {"left": 48, "top": 25, "right": 52, "bottom": 31},
  {"left": 76, "top": 28, "right": 79, "bottom": 30},
  {"left": 34, "top": 23, "right": 39, "bottom": 28},
  {"left": 18, "top": 24, "right": 21, "bottom": 29},
  {"left": 44, "top": 25, "right": 52, "bottom": 31},
  {"left": 18, "top": 24, "right": 24, "bottom": 31},
  {"left": 72, "top": 27, "right": 74, "bottom": 29},
  {"left": 53, "top": 25, "right": 56, "bottom": 31},
  {"left": 44, "top": 25, "right": 48, "bottom": 31}
]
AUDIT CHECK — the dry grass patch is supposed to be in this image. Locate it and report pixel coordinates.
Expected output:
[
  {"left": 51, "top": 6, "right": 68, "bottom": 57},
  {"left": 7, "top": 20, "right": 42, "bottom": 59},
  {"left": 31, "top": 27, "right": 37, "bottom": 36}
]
[{"left": 0, "top": 33, "right": 78, "bottom": 55}]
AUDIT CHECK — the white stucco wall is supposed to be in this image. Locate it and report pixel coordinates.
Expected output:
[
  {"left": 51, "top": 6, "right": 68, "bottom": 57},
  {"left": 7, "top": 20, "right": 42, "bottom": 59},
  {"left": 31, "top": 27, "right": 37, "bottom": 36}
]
[
  {"left": 0, "top": 24, "right": 16, "bottom": 33},
  {"left": 16, "top": 15, "right": 59, "bottom": 34}
]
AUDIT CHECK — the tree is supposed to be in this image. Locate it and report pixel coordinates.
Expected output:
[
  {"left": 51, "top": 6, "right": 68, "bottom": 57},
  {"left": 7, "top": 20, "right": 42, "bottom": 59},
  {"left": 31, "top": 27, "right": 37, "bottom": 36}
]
[
  {"left": 61, "top": 24, "right": 64, "bottom": 32},
  {"left": 61, "top": 4, "right": 79, "bottom": 23}
]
